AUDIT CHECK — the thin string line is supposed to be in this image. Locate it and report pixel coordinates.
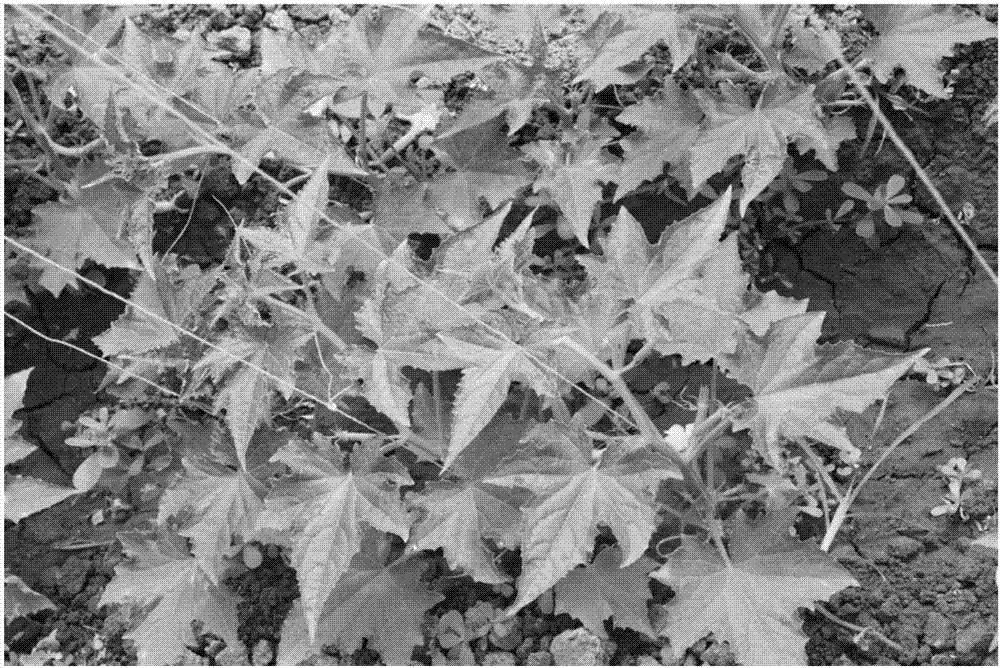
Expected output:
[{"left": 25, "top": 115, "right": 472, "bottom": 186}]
[
  {"left": 18, "top": 3, "right": 643, "bottom": 438},
  {"left": 4, "top": 237, "right": 386, "bottom": 438},
  {"left": 4, "top": 308, "right": 181, "bottom": 399}
]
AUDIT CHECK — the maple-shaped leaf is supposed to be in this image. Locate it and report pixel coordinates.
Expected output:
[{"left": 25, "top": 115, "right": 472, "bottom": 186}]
[
  {"left": 438, "top": 333, "right": 558, "bottom": 471},
  {"left": 94, "top": 261, "right": 220, "bottom": 357},
  {"left": 194, "top": 323, "right": 312, "bottom": 470},
  {"left": 260, "top": 437, "right": 412, "bottom": 641},
  {"left": 372, "top": 170, "right": 455, "bottom": 235},
  {"left": 5, "top": 368, "right": 36, "bottom": 465},
  {"left": 156, "top": 457, "right": 263, "bottom": 584},
  {"left": 431, "top": 112, "right": 535, "bottom": 226},
  {"left": 525, "top": 130, "right": 620, "bottom": 247},
  {"left": 234, "top": 70, "right": 367, "bottom": 185},
  {"left": 615, "top": 80, "right": 703, "bottom": 196},
  {"left": 408, "top": 480, "right": 521, "bottom": 584},
  {"left": 484, "top": 424, "right": 681, "bottom": 616},
  {"left": 651, "top": 507, "right": 858, "bottom": 665},
  {"left": 723, "top": 311, "right": 927, "bottom": 465},
  {"left": 99, "top": 530, "right": 240, "bottom": 666},
  {"left": 554, "top": 545, "right": 658, "bottom": 639},
  {"left": 326, "top": 6, "right": 503, "bottom": 116},
  {"left": 4, "top": 474, "right": 78, "bottom": 523},
  {"left": 30, "top": 182, "right": 141, "bottom": 296},
  {"left": 236, "top": 155, "right": 350, "bottom": 272},
  {"left": 468, "top": 19, "right": 564, "bottom": 137},
  {"left": 690, "top": 82, "right": 840, "bottom": 216},
  {"left": 652, "top": 234, "right": 750, "bottom": 365},
  {"left": 861, "top": 6, "right": 997, "bottom": 99},
  {"left": 50, "top": 21, "right": 259, "bottom": 151},
  {"left": 579, "top": 188, "right": 734, "bottom": 350},
  {"left": 277, "top": 556, "right": 444, "bottom": 666},
  {"left": 576, "top": 7, "right": 699, "bottom": 88},
  {"left": 320, "top": 220, "right": 395, "bottom": 300},
  {"left": 5, "top": 573, "right": 56, "bottom": 622},
  {"left": 785, "top": 10, "right": 844, "bottom": 74},
  {"left": 469, "top": 5, "right": 591, "bottom": 44}
]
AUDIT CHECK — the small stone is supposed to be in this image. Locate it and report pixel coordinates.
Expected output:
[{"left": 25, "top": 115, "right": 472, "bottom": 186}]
[
  {"left": 210, "top": 8, "right": 235, "bottom": 30},
  {"left": 489, "top": 616, "right": 522, "bottom": 652},
  {"left": 483, "top": 651, "right": 517, "bottom": 666},
  {"left": 955, "top": 621, "right": 993, "bottom": 654},
  {"left": 525, "top": 651, "right": 554, "bottom": 666},
  {"left": 829, "top": 543, "right": 860, "bottom": 562},
  {"left": 265, "top": 9, "right": 294, "bottom": 31},
  {"left": 701, "top": 641, "right": 736, "bottom": 665},
  {"left": 516, "top": 637, "right": 536, "bottom": 660},
  {"left": 209, "top": 26, "right": 252, "bottom": 58},
  {"left": 888, "top": 535, "right": 923, "bottom": 561},
  {"left": 636, "top": 656, "right": 662, "bottom": 666},
  {"left": 929, "top": 651, "right": 957, "bottom": 665},
  {"left": 924, "top": 611, "right": 956, "bottom": 650},
  {"left": 252, "top": 640, "right": 274, "bottom": 665},
  {"left": 287, "top": 4, "right": 332, "bottom": 22},
  {"left": 550, "top": 628, "right": 608, "bottom": 666}
]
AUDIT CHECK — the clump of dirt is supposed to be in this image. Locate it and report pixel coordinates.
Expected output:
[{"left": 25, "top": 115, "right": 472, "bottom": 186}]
[
  {"left": 3, "top": 541, "right": 137, "bottom": 665},
  {"left": 222, "top": 544, "right": 301, "bottom": 664},
  {"left": 804, "top": 541, "right": 997, "bottom": 665}
]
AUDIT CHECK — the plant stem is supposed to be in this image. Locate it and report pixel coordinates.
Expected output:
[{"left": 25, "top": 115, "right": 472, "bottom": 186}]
[
  {"left": 818, "top": 379, "right": 976, "bottom": 551},
  {"left": 152, "top": 145, "right": 237, "bottom": 169},
  {"left": 813, "top": 603, "right": 906, "bottom": 655},
  {"left": 556, "top": 337, "right": 709, "bottom": 494}
]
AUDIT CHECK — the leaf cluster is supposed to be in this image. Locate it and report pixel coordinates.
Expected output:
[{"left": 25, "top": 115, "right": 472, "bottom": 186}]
[{"left": 4, "top": 4, "right": 992, "bottom": 665}]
